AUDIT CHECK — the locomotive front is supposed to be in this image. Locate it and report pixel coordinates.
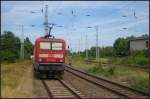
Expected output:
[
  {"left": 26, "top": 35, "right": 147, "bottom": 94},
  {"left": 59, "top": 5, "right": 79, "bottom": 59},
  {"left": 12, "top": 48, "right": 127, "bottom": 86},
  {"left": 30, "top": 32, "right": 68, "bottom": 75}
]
[{"left": 33, "top": 37, "right": 66, "bottom": 77}]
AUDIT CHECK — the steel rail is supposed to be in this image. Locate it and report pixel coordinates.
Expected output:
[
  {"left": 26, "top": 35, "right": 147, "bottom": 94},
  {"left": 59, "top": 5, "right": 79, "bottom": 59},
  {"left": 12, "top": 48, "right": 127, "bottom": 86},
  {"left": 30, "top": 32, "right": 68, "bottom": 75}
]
[
  {"left": 58, "top": 79, "right": 82, "bottom": 99},
  {"left": 65, "top": 65, "right": 149, "bottom": 98},
  {"left": 41, "top": 79, "right": 83, "bottom": 99},
  {"left": 67, "top": 65, "right": 148, "bottom": 95},
  {"left": 65, "top": 68, "right": 130, "bottom": 98},
  {"left": 41, "top": 80, "right": 54, "bottom": 98}
]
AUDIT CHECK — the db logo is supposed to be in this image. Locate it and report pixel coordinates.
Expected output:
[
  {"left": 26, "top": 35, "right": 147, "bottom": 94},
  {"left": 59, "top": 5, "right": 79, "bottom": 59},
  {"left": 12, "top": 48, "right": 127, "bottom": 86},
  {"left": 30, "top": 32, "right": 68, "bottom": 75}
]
[{"left": 48, "top": 54, "right": 54, "bottom": 57}]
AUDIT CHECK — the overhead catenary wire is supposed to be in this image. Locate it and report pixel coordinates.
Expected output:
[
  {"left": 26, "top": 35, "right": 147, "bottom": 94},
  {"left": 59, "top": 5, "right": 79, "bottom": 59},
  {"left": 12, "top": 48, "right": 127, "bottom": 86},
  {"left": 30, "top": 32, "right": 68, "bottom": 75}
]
[
  {"left": 43, "top": 1, "right": 63, "bottom": 22},
  {"left": 67, "top": 1, "right": 138, "bottom": 53}
]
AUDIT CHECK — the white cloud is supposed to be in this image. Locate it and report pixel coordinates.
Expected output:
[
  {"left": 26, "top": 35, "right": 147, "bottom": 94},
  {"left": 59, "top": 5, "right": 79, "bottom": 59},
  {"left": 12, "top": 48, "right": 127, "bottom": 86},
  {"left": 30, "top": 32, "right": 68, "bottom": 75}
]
[{"left": 1, "top": 1, "right": 149, "bottom": 51}]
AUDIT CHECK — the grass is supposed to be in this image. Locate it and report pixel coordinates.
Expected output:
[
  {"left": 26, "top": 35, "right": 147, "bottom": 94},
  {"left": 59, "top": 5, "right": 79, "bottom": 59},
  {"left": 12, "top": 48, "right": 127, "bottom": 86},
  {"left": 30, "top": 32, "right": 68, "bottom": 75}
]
[
  {"left": 67, "top": 55, "right": 96, "bottom": 70},
  {"left": 110, "top": 55, "right": 148, "bottom": 68},
  {"left": 1, "top": 60, "right": 33, "bottom": 98},
  {"left": 92, "top": 56, "right": 148, "bottom": 68},
  {"left": 97, "top": 57, "right": 110, "bottom": 63},
  {"left": 89, "top": 50, "right": 149, "bottom": 68},
  {"left": 87, "top": 66, "right": 115, "bottom": 77},
  {"left": 70, "top": 55, "right": 149, "bottom": 93},
  {"left": 116, "top": 68, "right": 149, "bottom": 93}
]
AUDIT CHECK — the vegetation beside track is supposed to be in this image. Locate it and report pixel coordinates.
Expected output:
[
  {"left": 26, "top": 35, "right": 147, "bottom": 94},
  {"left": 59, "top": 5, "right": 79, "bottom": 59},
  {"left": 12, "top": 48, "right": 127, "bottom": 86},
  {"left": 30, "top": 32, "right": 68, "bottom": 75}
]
[
  {"left": 77, "top": 50, "right": 149, "bottom": 68},
  {"left": 99, "top": 50, "right": 148, "bottom": 68},
  {"left": 70, "top": 35, "right": 149, "bottom": 68},
  {"left": 110, "top": 57, "right": 148, "bottom": 68},
  {"left": 68, "top": 55, "right": 149, "bottom": 93},
  {"left": 1, "top": 31, "right": 34, "bottom": 63},
  {"left": 1, "top": 60, "right": 33, "bottom": 98}
]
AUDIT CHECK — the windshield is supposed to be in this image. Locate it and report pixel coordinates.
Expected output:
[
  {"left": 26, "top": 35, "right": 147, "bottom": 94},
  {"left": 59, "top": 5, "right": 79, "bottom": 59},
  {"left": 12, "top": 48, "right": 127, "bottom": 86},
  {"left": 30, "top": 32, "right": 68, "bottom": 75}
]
[
  {"left": 40, "top": 42, "right": 51, "bottom": 50},
  {"left": 40, "top": 42, "right": 63, "bottom": 50},
  {"left": 52, "top": 42, "right": 63, "bottom": 50}
]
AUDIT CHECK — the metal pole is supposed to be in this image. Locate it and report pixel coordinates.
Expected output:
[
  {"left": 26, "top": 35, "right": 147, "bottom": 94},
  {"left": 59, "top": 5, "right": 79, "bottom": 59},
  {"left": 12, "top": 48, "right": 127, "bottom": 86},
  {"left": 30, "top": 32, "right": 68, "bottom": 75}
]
[
  {"left": 20, "top": 25, "right": 24, "bottom": 59},
  {"left": 95, "top": 25, "right": 99, "bottom": 60},
  {"left": 44, "top": 5, "right": 48, "bottom": 35},
  {"left": 81, "top": 32, "right": 82, "bottom": 54},
  {"left": 85, "top": 33, "right": 88, "bottom": 60},
  {"left": 79, "top": 39, "right": 80, "bottom": 55}
]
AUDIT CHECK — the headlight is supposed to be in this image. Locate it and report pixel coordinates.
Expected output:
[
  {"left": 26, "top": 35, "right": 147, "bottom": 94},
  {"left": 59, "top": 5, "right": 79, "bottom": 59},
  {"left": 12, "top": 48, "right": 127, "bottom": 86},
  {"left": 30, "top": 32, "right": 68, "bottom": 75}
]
[
  {"left": 53, "top": 54, "right": 63, "bottom": 58},
  {"left": 60, "top": 59, "right": 63, "bottom": 62},
  {"left": 39, "top": 54, "right": 48, "bottom": 58},
  {"left": 38, "top": 58, "right": 42, "bottom": 61}
]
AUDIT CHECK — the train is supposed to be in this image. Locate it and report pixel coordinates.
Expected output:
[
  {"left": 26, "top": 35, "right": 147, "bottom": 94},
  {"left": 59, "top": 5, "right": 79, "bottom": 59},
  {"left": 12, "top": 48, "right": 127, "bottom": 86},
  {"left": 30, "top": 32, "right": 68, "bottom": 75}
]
[{"left": 33, "top": 36, "right": 66, "bottom": 78}]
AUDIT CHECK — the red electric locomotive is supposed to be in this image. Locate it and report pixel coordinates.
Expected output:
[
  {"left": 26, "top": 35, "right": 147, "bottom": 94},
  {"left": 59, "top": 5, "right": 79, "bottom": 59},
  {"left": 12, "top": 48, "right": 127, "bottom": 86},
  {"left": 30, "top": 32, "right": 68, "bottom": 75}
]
[{"left": 33, "top": 37, "right": 66, "bottom": 77}]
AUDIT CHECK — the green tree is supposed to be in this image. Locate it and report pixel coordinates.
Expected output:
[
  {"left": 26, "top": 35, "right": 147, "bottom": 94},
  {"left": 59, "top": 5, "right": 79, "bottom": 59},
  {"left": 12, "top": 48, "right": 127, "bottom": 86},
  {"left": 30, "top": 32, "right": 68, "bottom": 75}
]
[
  {"left": 1, "top": 31, "right": 21, "bottom": 62},
  {"left": 126, "top": 35, "right": 135, "bottom": 40},
  {"left": 89, "top": 47, "right": 96, "bottom": 58},
  {"left": 100, "top": 46, "right": 115, "bottom": 57},
  {"left": 113, "top": 38, "right": 129, "bottom": 57},
  {"left": 24, "top": 37, "right": 34, "bottom": 59}
]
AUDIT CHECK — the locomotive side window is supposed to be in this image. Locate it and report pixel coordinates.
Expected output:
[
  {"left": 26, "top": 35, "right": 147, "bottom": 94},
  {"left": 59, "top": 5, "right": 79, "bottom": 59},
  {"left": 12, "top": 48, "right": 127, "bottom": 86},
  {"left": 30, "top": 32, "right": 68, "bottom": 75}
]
[
  {"left": 52, "top": 42, "right": 63, "bottom": 50},
  {"left": 40, "top": 42, "right": 51, "bottom": 49}
]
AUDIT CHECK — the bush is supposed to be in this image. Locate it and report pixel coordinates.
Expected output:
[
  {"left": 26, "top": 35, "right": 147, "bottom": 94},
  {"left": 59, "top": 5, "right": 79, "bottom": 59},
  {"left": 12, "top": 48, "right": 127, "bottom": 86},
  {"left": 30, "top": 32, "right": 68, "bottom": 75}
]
[
  {"left": 133, "top": 57, "right": 148, "bottom": 67},
  {"left": 129, "top": 50, "right": 148, "bottom": 67},
  {"left": 100, "top": 47, "right": 115, "bottom": 57},
  {"left": 110, "top": 50, "right": 149, "bottom": 67},
  {"left": 108, "top": 67, "right": 115, "bottom": 75},
  {"left": 88, "top": 66, "right": 115, "bottom": 76},
  {"left": 111, "top": 57, "right": 126, "bottom": 64},
  {"left": 1, "top": 31, "right": 21, "bottom": 63},
  {"left": 1, "top": 51, "right": 16, "bottom": 63},
  {"left": 1, "top": 31, "right": 34, "bottom": 62},
  {"left": 131, "top": 50, "right": 149, "bottom": 57}
]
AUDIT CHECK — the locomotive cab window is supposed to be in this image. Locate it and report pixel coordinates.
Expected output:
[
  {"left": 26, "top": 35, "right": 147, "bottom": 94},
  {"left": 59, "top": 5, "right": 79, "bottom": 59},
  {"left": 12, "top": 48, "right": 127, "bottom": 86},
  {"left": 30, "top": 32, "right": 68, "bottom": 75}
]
[
  {"left": 52, "top": 42, "right": 63, "bottom": 50},
  {"left": 40, "top": 42, "right": 51, "bottom": 50}
]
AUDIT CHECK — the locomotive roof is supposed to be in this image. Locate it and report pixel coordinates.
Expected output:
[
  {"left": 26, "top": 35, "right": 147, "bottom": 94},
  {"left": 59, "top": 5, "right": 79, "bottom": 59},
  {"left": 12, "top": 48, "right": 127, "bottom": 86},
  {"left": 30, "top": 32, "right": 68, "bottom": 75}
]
[{"left": 35, "top": 37, "right": 65, "bottom": 42}]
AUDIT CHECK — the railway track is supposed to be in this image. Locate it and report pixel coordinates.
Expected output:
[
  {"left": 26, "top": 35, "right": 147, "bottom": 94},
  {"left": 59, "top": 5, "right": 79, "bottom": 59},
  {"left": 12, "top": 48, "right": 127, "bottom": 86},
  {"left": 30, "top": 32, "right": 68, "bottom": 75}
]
[
  {"left": 41, "top": 79, "right": 86, "bottom": 99},
  {"left": 65, "top": 65, "right": 149, "bottom": 99}
]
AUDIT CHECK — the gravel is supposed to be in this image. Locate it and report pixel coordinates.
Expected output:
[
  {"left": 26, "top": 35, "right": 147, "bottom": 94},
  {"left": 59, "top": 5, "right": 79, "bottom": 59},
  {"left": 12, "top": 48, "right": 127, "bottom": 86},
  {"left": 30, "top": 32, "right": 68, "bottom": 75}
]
[{"left": 63, "top": 71, "right": 121, "bottom": 98}]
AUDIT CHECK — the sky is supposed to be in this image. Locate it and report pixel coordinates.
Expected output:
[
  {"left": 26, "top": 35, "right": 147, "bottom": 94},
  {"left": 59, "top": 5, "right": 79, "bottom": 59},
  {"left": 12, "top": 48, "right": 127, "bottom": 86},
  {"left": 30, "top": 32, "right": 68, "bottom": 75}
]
[{"left": 1, "top": 1, "right": 149, "bottom": 52}]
